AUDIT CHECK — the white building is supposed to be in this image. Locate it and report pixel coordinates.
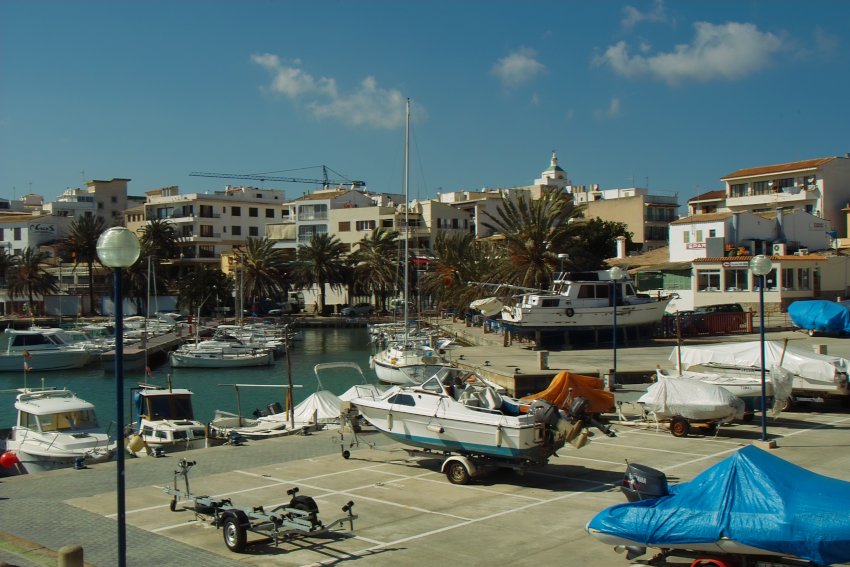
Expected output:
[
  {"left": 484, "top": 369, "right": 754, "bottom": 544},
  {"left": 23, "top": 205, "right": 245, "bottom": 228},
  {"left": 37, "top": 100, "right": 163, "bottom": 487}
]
[{"left": 43, "top": 178, "right": 131, "bottom": 226}]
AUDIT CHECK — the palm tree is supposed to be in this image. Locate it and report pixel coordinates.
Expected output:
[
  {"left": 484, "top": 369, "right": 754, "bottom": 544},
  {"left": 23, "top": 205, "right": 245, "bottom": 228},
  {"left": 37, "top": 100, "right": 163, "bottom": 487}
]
[
  {"left": 482, "top": 188, "right": 584, "bottom": 289},
  {"left": 290, "top": 233, "right": 347, "bottom": 313},
  {"left": 238, "top": 237, "right": 290, "bottom": 313},
  {"left": 352, "top": 228, "right": 399, "bottom": 312},
  {"left": 176, "top": 265, "right": 230, "bottom": 319},
  {"left": 0, "top": 247, "right": 17, "bottom": 288},
  {"left": 66, "top": 215, "right": 107, "bottom": 314},
  {"left": 420, "top": 233, "right": 502, "bottom": 313},
  {"left": 139, "top": 218, "right": 179, "bottom": 261},
  {"left": 6, "top": 248, "right": 58, "bottom": 316}
]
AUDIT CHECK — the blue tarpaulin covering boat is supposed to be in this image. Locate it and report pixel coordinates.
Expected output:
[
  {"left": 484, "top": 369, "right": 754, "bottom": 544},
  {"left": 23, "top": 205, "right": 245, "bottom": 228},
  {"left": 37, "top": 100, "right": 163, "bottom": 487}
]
[
  {"left": 788, "top": 300, "right": 850, "bottom": 336},
  {"left": 587, "top": 445, "right": 850, "bottom": 565}
]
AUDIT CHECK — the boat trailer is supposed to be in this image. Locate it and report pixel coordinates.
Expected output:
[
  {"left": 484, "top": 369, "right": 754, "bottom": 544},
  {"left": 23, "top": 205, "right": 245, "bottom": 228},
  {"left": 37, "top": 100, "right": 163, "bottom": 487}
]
[{"left": 162, "top": 458, "right": 357, "bottom": 552}]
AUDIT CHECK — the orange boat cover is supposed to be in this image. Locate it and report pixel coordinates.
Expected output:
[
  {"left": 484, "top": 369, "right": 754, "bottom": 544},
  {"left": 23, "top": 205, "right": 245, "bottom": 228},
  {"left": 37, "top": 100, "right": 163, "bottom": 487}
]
[{"left": 521, "top": 371, "right": 614, "bottom": 414}]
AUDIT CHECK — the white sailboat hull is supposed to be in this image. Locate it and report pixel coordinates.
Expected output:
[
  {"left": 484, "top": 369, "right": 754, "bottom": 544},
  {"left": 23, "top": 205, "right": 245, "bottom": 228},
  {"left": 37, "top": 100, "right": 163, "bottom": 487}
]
[{"left": 170, "top": 350, "right": 272, "bottom": 368}]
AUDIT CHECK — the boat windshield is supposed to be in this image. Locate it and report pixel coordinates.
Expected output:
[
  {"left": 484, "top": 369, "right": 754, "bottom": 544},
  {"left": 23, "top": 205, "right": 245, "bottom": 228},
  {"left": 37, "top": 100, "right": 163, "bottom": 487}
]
[
  {"left": 419, "top": 376, "right": 443, "bottom": 394},
  {"left": 145, "top": 394, "right": 195, "bottom": 420},
  {"left": 30, "top": 409, "right": 98, "bottom": 432}
]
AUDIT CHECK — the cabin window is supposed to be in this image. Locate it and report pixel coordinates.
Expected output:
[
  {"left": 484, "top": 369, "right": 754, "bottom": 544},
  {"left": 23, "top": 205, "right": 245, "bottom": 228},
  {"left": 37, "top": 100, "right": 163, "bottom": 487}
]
[
  {"left": 142, "top": 426, "right": 153, "bottom": 436},
  {"left": 18, "top": 411, "right": 37, "bottom": 430},
  {"left": 421, "top": 376, "right": 442, "bottom": 393},
  {"left": 541, "top": 298, "right": 561, "bottom": 307},
  {"left": 388, "top": 394, "right": 416, "bottom": 406},
  {"left": 11, "top": 333, "right": 54, "bottom": 347}
]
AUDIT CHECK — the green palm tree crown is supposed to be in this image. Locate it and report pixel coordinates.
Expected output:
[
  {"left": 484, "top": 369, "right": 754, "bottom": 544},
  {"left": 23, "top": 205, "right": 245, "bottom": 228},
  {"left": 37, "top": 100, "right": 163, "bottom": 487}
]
[
  {"left": 6, "top": 247, "right": 58, "bottom": 315},
  {"left": 420, "top": 233, "right": 503, "bottom": 312},
  {"left": 238, "top": 237, "right": 290, "bottom": 308},
  {"left": 176, "top": 265, "right": 231, "bottom": 317},
  {"left": 352, "top": 228, "right": 399, "bottom": 311},
  {"left": 483, "top": 188, "right": 584, "bottom": 289},
  {"left": 66, "top": 215, "right": 107, "bottom": 314},
  {"left": 0, "top": 248, "right": 18, "bottom": 287},
  {"left": 291, "top": 233, "right": 347, "bottom": 312},
  {"left": 139, "top": 218, "right": 179, "bottom": 260}
]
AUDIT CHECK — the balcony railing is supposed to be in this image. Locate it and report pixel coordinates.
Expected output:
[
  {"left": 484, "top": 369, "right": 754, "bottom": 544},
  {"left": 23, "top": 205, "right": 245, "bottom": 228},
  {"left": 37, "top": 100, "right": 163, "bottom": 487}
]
[{"left": 298, "top": 213, "right": 328, "bottom": 221}]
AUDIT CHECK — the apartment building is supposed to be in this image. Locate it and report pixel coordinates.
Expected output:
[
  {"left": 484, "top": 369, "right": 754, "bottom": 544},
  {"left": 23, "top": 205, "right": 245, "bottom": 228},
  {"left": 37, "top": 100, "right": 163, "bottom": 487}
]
[
  {"left": 43, "top": 178, "right": 132, "bottom": 226},
  {"left": 722, "top": 155, "right": 850, "bottom": 238},
  {"left": 127, "top": 185, "right": 288, "bottom": 266},
  {"left": 0, "top": 212, "right": 71, "bottom": 257}
]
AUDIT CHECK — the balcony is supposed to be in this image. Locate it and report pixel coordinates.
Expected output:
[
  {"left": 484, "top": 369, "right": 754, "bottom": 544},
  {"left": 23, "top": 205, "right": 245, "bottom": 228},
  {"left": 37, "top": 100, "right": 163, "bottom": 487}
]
[
  {"left": 726, "top": 187, "right": 819, "bottom": 209},
  {"left": 298, "top": 212, "right": 328, "bottom": 221}
]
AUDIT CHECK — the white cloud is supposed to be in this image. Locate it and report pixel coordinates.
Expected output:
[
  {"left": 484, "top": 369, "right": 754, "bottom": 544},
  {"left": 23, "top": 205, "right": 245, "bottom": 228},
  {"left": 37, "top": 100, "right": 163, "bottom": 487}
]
[
  {"left": 251, "top": 53, "right": 408, "bottom": 129},
  {"left": 491, "top": 47, "right": 546, "bottom": 87},
  {"left": 595, "top": 97, "right": 622, "bottom": 119},
  {"left": 621, "top": 0, "right": 669, "bottom": 30},
  {"left": 595, "top": 22, "right": 782, "bottom": 85}
]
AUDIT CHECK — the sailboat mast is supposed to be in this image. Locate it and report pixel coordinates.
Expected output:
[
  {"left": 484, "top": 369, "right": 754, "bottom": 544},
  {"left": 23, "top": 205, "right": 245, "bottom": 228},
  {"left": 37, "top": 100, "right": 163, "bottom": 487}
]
[{"left": 403, "top": 98, "right": 410, "bottom": 334}]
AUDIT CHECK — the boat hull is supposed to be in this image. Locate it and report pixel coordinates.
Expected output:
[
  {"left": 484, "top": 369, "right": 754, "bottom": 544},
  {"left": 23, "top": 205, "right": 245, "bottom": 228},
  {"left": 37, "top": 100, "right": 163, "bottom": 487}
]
[
  {"left": 372, "top": 357, "right": 445, "bottom": 385},
  {"left": 0, "top": 349, "right": 92, "bottom": 372},
  {"left": 170, "top": 351, "right": 272, "bottom": 368},
  {"left": 501, "top": 299, "right": 670, "bottom": 330}
]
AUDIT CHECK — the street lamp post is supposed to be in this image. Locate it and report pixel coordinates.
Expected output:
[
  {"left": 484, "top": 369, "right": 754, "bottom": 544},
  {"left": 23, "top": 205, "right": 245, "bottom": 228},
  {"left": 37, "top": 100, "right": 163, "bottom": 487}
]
[
  {"left": 608, "top": 266, "right": 624, "bottom": 390},
  {"left": 557, "top": 253, "right": 569, "bottom": 275},
  {"left": 750, "top": 254, "right": 774, "bottom": 443},
  {"left": 96, "top": 227, "right": 141, "bottom": 567}
]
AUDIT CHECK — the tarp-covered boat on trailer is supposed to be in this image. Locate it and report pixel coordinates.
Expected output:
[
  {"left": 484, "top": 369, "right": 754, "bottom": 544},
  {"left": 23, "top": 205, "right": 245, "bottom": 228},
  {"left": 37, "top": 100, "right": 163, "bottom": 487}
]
[{"left": 587, "top": 445, "right": 850, "bottom": 565}]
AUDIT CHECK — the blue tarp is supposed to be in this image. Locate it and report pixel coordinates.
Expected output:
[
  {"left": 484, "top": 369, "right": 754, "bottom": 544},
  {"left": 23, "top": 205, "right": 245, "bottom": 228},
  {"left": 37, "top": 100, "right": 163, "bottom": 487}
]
[
  {"left": 588, "top": 445, "right": 850, "bottom": 565},
  {"left": 788, "top": 300, "right": 850, "bottom": 336}
]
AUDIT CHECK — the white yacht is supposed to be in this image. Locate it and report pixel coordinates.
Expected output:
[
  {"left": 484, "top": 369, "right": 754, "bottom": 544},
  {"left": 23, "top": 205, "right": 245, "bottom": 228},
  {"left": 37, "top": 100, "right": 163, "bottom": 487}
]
[
  {"left": 1, "top": 387, "right": 115, "bottom": 475},
  {"left": 499, "top": 271, "right": 672, "bottom": 330},
  {"left": 0, "top": 328, "right": 93, "bottom": 372}
]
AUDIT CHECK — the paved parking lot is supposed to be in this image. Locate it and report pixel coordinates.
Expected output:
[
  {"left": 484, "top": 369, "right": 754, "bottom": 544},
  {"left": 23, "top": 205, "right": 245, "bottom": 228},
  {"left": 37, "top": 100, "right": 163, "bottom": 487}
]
[{"left": 7, "top": 404, "right": 846, "bottom": 567}]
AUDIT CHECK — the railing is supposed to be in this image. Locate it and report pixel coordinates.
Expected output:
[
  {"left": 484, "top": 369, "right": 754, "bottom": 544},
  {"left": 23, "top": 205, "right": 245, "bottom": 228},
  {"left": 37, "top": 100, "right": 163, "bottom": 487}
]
[{"left": 298, "top": 213, "right": 328, "bottom": 221}]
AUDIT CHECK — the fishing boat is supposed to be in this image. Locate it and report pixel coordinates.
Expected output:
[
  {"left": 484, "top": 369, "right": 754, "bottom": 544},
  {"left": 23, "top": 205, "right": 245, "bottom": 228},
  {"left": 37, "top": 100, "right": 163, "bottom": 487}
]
[
  {"left": 348, "top": 365, "right": 615, "bottom": 483},
  {"left": 125, "top": 383, "right": 208, "bottom": 457},
  {"left": 499, "top": 270, "right": 672, "bottom": 330},
  {"left": 0, "top": 387, "right": 115, "bottom": 475},
  {"left": 0, "top": 328, "right": 93, "bottom": 372},
  {"left": 586, "top": 445, "right": 850, "bottom": 566},
  {"left": 170, "top": 347, "right": 273, "bottom": 368}
]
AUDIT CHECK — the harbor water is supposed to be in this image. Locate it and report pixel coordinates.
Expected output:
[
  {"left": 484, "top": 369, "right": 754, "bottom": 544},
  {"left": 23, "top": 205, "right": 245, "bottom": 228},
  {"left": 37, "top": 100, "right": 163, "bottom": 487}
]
[{"left": 0, "top": 327, "right": 375, "bottom": 433}]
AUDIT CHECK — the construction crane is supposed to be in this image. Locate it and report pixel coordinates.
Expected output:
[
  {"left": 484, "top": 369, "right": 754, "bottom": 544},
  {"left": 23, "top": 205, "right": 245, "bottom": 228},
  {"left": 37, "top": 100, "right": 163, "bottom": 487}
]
[{"left": 188, "top": 165, "right": 365, "bottom": 190}]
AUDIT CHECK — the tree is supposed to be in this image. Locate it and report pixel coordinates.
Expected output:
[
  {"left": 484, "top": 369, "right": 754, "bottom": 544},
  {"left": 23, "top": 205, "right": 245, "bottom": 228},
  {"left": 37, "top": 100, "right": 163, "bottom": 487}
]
[
  {"left": 483, "top": 188, "right": 584, "bottom": 288},
  {"left": 176, "top": 265, "right": 230, "bottom": 318},
  {"left": 0, "top": 248, "right": 18, "bottom": 288},
  {"left": 352, "top": 228, "right": 399, "bottom": 312},
  {"left": 139, "top": 218, "right": 179, "bottom": 261},
  {"left": 6, "top": 248, "right": 58, "bottom": 316},
  {"left": 420, "top": 232, "right": 503, "bottom": 313},
  {"left": 238, "top": 237, "right": 290, "bottom": 312},
  {"left": 290, "top": 233, "right": 347, "bottom": 313},
  {"left": 563, "top": 218, "right": 634, "bottom": 271},
  {"left": 66, "top": 216, "right": 107, "bottom": 314}
]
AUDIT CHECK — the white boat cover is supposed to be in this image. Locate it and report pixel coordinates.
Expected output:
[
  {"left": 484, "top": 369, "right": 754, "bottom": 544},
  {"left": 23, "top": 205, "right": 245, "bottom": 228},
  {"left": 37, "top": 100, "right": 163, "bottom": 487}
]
[
  {"left": 638, "top": 377, "right": 745, "bottom": 421},
  {"left": 671, "top": 341, "right": 849, "bottom": 382},
  {"left": 469, "top": 297, "right": 504, "bottom": 317},
  {"left": 291, "top": 390, "right": 342, "bottom": 425},
  {"left": 339, "top": 384, "right": 387, "bottom": 402}
]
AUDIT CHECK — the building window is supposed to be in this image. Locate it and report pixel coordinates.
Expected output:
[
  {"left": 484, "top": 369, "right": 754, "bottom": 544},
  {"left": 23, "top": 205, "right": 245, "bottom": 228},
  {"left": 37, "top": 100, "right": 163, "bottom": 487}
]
[
  {"left": 697, "top": 270, "right": 721, "bottom": 291},
  {"left": 339, "top": 221, "right": 351, "bottom": 232},
  {"left": 752, "top": 269, "right": 777, "bottom": 290},
  {"left": 98, "top": 202, "right": 104, "bottom": 209},
  {"left": 355, "top": 220, "right": 376, "bottom": 231},
  {"left": 724, "top": 269, "right": 747, "bottom": 291},
  {"left": 381, "top": 219, "right": 393, "bottom": 228},
  {"left": 781, "top": 268, "right": 795, "bottom": 290},
  {"left": 249, "top": 226, "right": 259, "bottom": 236},
  {"left": 232, "top": 226, "right": 242, "bottom": 236},
  {"left": 752, "top": 181, "right": 771, "bottom": 196},
  {"left": 797, "top": 268, "right": 811, "bottom": 290},
  {"left": 729, "top": 183, "right": 748, "bottom": 198},
  {"left": 13, "top": 227, "right": 22, "bottom": 240},
  {"left": 249, "top": 207, "right": 258, "bottom": 217},
  {"left": 256, "top": 193, "right": 262, "bottom": 198},
  {"left": 265, "top": 208, "right": 275, "bottom": 218},
  {"left": 111, "top": 196, "right": 117, "bottom": 203},
  {"left": 695, "top": 230, "right": 703, "bottom": 242},
  {"left": 708, "top": 229, "right": 716, "bottom": 237},
  {"left": 198, "top": 245, "right": 216, "bottom": 258},
  {"left": 232, "top": 206, "right": 241, "bottom": 216},
  {"left": 200, "top": 225, "right": 214, "bottom": 238},
  {"left": 181, "top": 226, "right": 193, "bottom": 237},
  {"left": 683, "top": 232, "right": 690, "bottom": 244},
  {"left": 0, "top": 228, "right": 4, "bottom": 240},
  {"left": 199, "top": 205, "right": 214, "bottom": 218}
]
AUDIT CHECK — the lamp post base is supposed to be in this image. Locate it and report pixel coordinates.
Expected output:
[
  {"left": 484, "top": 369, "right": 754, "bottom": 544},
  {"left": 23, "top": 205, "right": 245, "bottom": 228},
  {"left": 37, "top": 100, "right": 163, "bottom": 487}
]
[{"left": 753, "top": 439, "right": 778, "bottom": 450}]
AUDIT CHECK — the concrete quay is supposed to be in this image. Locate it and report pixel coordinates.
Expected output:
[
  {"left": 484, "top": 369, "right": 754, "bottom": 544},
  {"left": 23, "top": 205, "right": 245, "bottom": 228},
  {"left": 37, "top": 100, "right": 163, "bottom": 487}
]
[{"left": 2, "top": 322, "right": 850, "bottom": 566}]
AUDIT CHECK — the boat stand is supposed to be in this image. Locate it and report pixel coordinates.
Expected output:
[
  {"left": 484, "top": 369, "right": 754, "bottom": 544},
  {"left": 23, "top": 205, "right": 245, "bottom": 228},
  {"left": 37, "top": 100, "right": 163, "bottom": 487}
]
[{"left": 162, "top": 458, "right": 357, "bottom": 552}]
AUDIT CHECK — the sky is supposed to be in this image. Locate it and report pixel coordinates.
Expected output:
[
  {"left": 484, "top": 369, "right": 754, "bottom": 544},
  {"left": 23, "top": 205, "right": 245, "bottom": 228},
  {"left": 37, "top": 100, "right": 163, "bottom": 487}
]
[{"left": 1, "top": 0, "right": 848, "bottom": 209}]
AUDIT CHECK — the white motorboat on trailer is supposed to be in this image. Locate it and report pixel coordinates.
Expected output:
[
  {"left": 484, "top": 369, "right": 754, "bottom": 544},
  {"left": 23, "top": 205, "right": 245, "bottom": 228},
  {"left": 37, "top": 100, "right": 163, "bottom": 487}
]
[
  {"left": 498, "top": 270, "right": 672, "bottom": 330},
  {"left": 126, "top": 383, "right": 208, "bottom": 457},
  {"left": 347, "top": 366, "right": 615, "bottom": 483},
  {"left": 1, "top": 387, "right": 115, "bottom": 475}
]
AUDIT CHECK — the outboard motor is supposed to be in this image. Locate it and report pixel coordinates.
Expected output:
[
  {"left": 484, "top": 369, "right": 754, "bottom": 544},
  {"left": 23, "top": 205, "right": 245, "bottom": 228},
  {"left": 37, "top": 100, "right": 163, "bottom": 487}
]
[
  {"left": 566, "top": 397, "right": 617, "bottom": 438},
  {"left": 530, "top": 399, "right": 561, "bottom": 428},
  {"left": 621, "top": 462, "right": 668, "bottom": 502}
]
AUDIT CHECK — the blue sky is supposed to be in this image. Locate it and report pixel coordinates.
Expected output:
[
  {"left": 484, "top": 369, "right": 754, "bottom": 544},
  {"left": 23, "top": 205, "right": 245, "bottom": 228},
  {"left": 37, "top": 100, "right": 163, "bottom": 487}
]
[{"left": 1, "top": 1, "right": 847, "bottom": 208}]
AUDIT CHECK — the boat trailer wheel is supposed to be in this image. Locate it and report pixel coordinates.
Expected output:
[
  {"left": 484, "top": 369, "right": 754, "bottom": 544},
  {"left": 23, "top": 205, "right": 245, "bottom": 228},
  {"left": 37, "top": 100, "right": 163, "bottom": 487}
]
[
  {"left": 670, "top": 416, "right": 690, "bottom": 438},
  {"left": 222, "top": 514, "right": 248, "bottom": 552},
  {"left": 445, "top": 460, "right": 471, "bottom": 485}
]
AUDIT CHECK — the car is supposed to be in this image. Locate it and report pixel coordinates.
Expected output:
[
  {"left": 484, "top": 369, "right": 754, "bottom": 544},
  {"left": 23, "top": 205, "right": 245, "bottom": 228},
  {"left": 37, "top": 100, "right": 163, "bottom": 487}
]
[{"left": 341, "top": 303, "right": 372, "bottom": 317}]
